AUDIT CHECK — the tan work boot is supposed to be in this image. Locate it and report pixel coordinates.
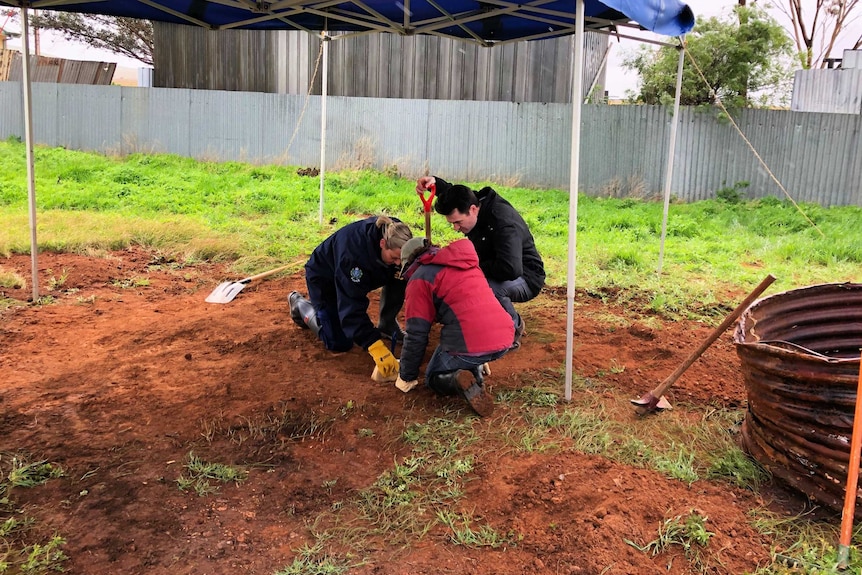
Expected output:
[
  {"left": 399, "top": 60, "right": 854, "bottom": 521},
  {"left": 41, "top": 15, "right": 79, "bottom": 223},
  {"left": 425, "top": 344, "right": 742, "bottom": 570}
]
[{"left": 456, "top": 370, "right": 495, "bottom": 417}]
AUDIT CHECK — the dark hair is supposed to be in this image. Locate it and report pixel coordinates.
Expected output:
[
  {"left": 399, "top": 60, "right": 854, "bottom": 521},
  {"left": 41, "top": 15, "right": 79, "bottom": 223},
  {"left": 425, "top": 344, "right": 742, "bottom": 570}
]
[{"left": 434, "top": 184, "right": 478, "bottom": 216}]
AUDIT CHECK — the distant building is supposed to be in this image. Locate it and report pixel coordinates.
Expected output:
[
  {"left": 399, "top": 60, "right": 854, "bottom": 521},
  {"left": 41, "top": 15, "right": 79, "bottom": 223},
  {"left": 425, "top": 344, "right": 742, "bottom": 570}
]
[
  {"left": 791, "top": 49, "right": 862, "bottom": 114},
  {"left": 152, "top": 23, "right": 609, "bottom": 104}
]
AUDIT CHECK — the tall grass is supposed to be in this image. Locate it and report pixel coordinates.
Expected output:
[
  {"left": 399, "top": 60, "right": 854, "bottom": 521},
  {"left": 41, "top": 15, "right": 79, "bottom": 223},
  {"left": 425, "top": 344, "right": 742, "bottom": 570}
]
[{"left": 1, "top": 140, "right": 859, "bottom": 316}]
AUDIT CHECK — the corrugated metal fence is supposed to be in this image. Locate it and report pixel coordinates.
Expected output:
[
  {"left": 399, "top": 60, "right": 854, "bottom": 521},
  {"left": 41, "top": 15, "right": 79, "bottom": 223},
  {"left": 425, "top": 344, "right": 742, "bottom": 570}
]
[
  {"left": 1, "top": 50, "right": 116, "bottom": 84},
  {"left": 153, "top": 24, "right": 608, "bottom": 104},
  {"left": 0, "top": 81, "right": 859, "bottom": 206}
]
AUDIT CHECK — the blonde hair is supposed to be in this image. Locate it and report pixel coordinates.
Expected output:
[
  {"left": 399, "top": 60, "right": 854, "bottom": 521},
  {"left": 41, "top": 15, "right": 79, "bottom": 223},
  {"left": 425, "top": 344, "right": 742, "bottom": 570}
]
[{"left": 376, "top": 216, "right": 413, "bottom": 249}]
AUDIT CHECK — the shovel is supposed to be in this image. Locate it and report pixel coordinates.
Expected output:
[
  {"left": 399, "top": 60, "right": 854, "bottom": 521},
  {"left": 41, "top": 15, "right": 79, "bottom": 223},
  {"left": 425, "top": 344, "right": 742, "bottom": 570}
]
[
  {"left": 631, "top": 273, "right": 777, "bottom": 415},
  {"left": 205, "top": 261, "right": 302, "bottom": 304}
]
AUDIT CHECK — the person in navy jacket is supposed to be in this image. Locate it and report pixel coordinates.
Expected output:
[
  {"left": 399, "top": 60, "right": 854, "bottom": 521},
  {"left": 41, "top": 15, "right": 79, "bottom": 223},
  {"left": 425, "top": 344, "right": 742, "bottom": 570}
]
[
  {"left": 415, "top": 175, "right": 545, "bottom": 350},
  {"left": 394, "top": 237, "right": 514, "bottom": 417},
  {"left": 289, "top": 215, "right": 412, "bottom": 380}
]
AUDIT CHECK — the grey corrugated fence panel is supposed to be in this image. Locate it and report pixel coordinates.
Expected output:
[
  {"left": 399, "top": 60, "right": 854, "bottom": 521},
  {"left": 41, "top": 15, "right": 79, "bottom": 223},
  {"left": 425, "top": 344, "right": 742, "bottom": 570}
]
[
  {"left": 673, "top": 108, "right": 862, "bottom": 206},
  {"left": 1, "top": 82, "right": 861, "bottom": 206},
  {"left": 581, "top": 105, "right": 671, "bottom": 197},
  {"left": 319, "top": 96, "right": 429, "bottom": 175},
  {"left": 791, "top": 69, "right": 862, "bottom": 114},
  {"left": 120, "top": 87, "right": 192, "bottom": 156},
  {"left": 422, "top": 100, "right": 572, "bottom": 187},
  {"left": 0, "top": 81, "right": 22, "bottom": 135},
  {"left": 55, "top": 85, "right": 123, "bottom": 151}
]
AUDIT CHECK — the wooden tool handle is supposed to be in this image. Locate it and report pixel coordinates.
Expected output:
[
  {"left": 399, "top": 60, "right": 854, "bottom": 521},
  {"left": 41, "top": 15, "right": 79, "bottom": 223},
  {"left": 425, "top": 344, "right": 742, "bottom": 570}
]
[
  {"left": 243, "top": 259, "right": 304, "bottom": 282},
  {"left": 650, "top": 273, "right": 777, "bottom": 398}
]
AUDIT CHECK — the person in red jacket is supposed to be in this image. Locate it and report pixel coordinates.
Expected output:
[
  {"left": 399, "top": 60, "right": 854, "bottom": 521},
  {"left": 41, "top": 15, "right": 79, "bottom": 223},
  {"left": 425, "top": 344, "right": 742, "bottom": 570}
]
[
  {"left": 394, "top": 237, "right": 514, "bottom": 417},
  {"left": 416, "top": 175, "right": 545, "bottom": 351}
]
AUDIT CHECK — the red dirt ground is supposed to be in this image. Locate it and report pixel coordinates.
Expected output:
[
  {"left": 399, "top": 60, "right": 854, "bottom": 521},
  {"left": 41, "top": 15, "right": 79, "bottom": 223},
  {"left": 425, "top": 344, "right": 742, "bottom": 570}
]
[{"left": 0, "top": 247, "right": 822, "bottom": 575}]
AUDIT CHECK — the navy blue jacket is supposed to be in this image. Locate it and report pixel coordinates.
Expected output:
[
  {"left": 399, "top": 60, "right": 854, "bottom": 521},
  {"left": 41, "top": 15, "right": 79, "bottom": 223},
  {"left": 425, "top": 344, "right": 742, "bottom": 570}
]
[{"left": 305, "top": 216, "right": 402, "bottom": 350}]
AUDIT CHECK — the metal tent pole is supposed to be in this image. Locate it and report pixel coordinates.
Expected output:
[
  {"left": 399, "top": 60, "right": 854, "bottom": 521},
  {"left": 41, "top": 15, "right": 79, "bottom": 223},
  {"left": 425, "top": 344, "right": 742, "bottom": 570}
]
[
  {"left": 657, "top": 43, "right": 685, "bottom": 274},
  {"left": 20, "top": 6, "right": 39, "bottom": 300},
  {"left": 318, "top": 32, "right": 328, "bottom": 225},
  {"left": 565, "top": 0, "right": 585, "bottom": 402}
]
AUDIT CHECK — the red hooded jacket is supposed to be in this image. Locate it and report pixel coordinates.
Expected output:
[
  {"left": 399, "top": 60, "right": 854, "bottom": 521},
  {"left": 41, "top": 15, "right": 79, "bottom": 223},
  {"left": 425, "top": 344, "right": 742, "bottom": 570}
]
[{"left": 399, "top": 239, "right": 515, "bottom": 381}]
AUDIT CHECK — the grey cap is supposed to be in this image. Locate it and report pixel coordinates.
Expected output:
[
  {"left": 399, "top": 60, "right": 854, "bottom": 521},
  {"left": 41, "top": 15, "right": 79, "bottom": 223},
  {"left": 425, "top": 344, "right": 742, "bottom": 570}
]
[{"left": 400, "top": 237, "right": 430, "bottom": 275}]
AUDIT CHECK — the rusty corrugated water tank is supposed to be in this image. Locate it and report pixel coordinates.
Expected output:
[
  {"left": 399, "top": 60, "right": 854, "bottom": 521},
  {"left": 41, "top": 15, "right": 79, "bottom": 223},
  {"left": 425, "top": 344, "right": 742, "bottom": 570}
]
[{"left": 734, "top": 282, "right": 862, "bottom": 514}]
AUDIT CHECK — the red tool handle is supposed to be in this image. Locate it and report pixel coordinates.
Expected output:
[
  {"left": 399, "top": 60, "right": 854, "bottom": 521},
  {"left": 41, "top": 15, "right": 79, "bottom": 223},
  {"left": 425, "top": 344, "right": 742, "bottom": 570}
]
[
  {"left": 418, "top": 182, "right": 436, "bottom": 241},
  {"left": 418, "top": 183, "right": 436, "bottom": 213}
]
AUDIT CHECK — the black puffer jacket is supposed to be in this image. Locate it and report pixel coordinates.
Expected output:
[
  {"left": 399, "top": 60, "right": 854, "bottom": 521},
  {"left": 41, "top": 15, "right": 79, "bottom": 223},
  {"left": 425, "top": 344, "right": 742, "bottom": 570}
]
[{"left": 434, "top": 176, "right": 545, "bottom": 295}]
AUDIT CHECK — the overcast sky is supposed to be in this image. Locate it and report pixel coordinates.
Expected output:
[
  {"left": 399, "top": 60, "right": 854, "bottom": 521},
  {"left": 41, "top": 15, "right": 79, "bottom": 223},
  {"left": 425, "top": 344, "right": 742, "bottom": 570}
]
[{"left": 3, "top": 0, "right": 861, "bottom": 96}]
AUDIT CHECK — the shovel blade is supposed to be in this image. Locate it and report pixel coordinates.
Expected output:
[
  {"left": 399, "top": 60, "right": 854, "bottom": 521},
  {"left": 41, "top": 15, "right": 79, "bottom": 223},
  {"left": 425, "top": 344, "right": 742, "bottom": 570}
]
[
  {"left": 205, "top": 281, "right": 248, "bottom": 304},
  {"left": 631, "top": 392, "right": 673, "bottom": 415}
]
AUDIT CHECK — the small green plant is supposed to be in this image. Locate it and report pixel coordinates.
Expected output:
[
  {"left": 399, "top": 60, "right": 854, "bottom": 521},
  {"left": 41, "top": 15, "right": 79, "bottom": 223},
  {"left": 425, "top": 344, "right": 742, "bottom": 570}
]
[
  {"left": 653, "top": 444, "right": 699, "bottom": 485},
  {"left": 357, "top": 428, "right": 374, "bottom": 438},
  {"left": 275, "top": 544, "right": 351, "bottom": 575},
  {"left": 32, "top": 295, "right": 56, "bottom": 306},
  {"left": 340, "top": 400, "right": 355, "bottom": 417},
  {"left": 706, "top": 445, "right": 770, "bottom": 490},
  {"left": 715, "top": 180, "right": 750, "bottom": 203},
  {"left": 45, "top": 268, "right": 69, "bottom": 290},
  {"left": 627, "top": 510, "right": 713, "bottom": 560},
  {"left": 497, "top": 386, "right": 559, "bottom": 407},
  {"left": 0, "top": 268, "right": 25, "bottom": 289},
  {"left": 0, "top": 454, "right": 68, "bottom": 574},
  {"left": 6, "top": 457, "right": 64, "bottom": 488},
  {"left": 176, "top": 451, "right": 248, "bottom": 496},
  {"left": 111, "top": 276, "right": 150, "bottom": 289},
  {"left": 437, "top": 510, "right": 517, "bottom": 549}
]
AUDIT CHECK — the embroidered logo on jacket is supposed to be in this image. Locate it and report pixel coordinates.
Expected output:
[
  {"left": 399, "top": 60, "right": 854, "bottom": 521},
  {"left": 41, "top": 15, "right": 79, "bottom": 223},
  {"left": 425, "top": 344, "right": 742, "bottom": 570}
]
[{"left": 350, "top": 267, "right": 364, "bottom": 283}]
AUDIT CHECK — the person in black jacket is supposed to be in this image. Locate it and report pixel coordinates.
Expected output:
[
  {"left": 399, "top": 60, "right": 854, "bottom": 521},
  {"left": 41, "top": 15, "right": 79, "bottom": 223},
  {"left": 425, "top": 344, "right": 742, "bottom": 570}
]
[
  {"left": 288, "top": 215, "right": 412, "bottom": 381},
  {"left": 416, "top": 175, "right": 545, "bottom": 349}
]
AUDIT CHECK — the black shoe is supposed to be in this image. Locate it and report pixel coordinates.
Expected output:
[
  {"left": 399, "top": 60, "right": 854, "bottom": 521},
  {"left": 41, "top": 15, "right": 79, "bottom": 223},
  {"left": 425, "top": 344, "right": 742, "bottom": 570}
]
[
  {"left": 456, "top": 370, "right": 494, "bottom": 417},
  {"left": 288, "top": 291, "right": 308, "bottom": 329},
  {"left": 510, "top": 315, "right": 526, "bottom": 350}
]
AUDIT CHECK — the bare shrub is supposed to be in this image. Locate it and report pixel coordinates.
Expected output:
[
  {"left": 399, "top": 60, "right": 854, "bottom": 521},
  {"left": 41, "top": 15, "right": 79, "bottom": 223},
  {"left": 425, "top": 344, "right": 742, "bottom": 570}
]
[{"left": 335, "top": 136, "right": 377, "bottom": 171}]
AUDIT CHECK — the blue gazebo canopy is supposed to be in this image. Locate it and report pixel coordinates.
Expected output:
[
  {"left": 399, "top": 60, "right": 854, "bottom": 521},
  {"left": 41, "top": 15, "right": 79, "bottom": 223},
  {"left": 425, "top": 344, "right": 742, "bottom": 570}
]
[{"left": 1, "top": 0, "right": 694, "bottom": 42}]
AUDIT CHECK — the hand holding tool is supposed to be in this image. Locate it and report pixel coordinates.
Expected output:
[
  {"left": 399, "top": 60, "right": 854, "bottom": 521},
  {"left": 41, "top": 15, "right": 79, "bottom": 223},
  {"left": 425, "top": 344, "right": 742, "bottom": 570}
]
[{"left": 417, "top": 182, "right": 436, "bottom": 241}]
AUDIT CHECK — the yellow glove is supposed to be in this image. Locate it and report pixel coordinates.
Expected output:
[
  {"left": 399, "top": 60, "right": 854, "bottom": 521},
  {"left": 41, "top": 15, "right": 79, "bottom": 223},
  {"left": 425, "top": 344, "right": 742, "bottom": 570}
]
[
  {"left": 395, "top": 376, "right": 419, "bottom": 393},
  {"left": 368, "top": 339, "right": 399, "bottom": 380}
]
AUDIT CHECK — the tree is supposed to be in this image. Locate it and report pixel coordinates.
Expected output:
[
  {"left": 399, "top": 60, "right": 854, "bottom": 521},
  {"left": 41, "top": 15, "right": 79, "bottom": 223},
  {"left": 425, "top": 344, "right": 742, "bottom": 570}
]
[
  {"left": 24, "top": 12, "right": 152, "bottom": 65},
  {"left": 623, "top": 5, "right": 794, "bottom": 108},
  {"left": 765, "top": 0, "right": 862, "bottom": 69}
]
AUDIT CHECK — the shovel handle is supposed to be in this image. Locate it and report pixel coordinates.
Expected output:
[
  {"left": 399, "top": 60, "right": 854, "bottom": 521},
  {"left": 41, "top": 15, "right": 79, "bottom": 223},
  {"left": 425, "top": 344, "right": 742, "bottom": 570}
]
[
  {"left": 418, "top": 183, "right": 436, "bottom": 241},
  {"left": 649, "top": 273, "right": 777, "bottom": 399},
  {"left": 242, "top": 260, "right": 304, "bottom": 283}
]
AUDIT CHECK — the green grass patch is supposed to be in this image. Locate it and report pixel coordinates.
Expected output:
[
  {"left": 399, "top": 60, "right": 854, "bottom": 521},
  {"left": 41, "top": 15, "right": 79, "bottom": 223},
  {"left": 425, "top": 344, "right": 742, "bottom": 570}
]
[
  {"left": 1, "top": 141, "right": 859, "bottom": 320},
  {"left": 0, "top": 453, "right": 68, "bottom": 574},
  {"left": 176, "top": 451, "right": 249, "bottom": 496}
]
